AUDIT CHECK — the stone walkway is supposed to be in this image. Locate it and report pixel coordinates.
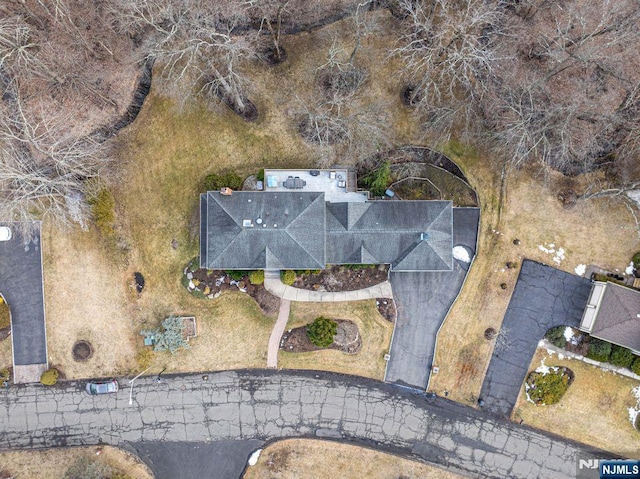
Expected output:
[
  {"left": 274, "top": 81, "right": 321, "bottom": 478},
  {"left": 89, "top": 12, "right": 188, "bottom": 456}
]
[
  {"left": 267, "top": 299, "right": 290, "bottom": 368},
  {"left": 0, "top": 370, "right": 615, "bottom": 479},
  {"left": 264, "top": 271, "right": 393, "bottom": 302}
]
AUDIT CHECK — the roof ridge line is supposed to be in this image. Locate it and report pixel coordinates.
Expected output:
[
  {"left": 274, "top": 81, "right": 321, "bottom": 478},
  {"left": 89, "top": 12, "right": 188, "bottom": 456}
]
[{"left": 284, "top": 193, "right": 325, "bottom": 268}]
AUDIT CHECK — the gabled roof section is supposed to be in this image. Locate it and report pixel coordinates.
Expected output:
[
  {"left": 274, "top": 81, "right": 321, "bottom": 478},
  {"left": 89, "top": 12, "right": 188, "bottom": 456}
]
[
  {"left": 591, "top": 282, "right": 640, "bottom": 352},
  {"left": 200, "top": 191, "right": 325, "bottom": 270},
  {"left": 326, "top": 201, "right": 453, "bottom": 272}
]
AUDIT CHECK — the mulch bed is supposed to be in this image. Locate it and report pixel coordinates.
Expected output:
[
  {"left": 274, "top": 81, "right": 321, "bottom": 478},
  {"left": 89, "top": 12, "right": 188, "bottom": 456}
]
[
  {"left": 280, "top": 319, "right": 361, "bottom": 354},
  {"left": 187, "top": 268, "right": 280, "bottom": 316},
  {"left": 292, "top": 265, "right": 389, "bottom": 292},
  {"left": 72, "top": 340, "right": 93, "bottom": 362},
  {"left": 376, "top": 298, "right": 395, "bottom": 322}
]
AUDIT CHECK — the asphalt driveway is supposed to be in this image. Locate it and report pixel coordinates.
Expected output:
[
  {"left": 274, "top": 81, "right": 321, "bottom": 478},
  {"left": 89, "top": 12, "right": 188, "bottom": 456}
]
[
  {"left": 479, "top": 260, "right": 592, "bottom": 417},
  {"left": 0, "top": 222, "right": 48, "bottom": 382},
  {"left": 385, "top": 208, "right": 480, "bottom": 389}
]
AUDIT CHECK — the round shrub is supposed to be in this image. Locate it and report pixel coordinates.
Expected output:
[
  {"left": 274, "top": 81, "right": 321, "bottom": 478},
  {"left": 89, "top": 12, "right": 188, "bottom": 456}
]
[
  {"left": 545, "top": 326, "right": 567, "bottom": 349},
  {"left": 586, "top": 338, "right": 612, "bottom": 362},
  {"left": 40, "top": 368, "right": 59, "bottom": 386},
  {"left": 610, "top": 345, "right": 635, "bottom": 369},
  {"left": 0, "top": 368, "right": 9, "bottom": 382},
  {"left": 248, "top": 270, "right": 264, "bottom": 285},
  {"left": 280, "top": 270, "right": 296, "bottom": 286},
  {"left": 256, "top": 169, "right": 265, "bottom": 182},
  {"left": 307, "top": 316, "right": 338, "bottom": 348},
  {"left": 525, "top": 368, "right": 571, "bottom": 405},
  {"left": 631, "top": 357, "right": 640, "bottom": 376},
  {"left": 632, "top": 252, "right": 640, "bottom": 269}
]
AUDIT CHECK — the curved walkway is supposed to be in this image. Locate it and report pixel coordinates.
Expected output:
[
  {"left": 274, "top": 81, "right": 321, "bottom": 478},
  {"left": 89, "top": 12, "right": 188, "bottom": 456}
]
[
  {"left": 0, "top": 370, "right": 613, "bottom": 479},
  {"left": 264, "top": 271, "right": 393, "bottom": 302},
  {"left": 267, "top": 299, "right": 290, "bottom": 368}
]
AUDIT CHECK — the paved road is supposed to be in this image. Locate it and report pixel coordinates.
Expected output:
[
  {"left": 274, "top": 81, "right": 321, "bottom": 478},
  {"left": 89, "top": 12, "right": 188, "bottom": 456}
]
[
  {"left": 386, "top": 208, "right": 480, "bottom": 389},
  {"left": 124, "top": 440, "right": 264, "bottom": 479},
  {"left": 0, "top": 222, "right": 48, "bottom": 383},
  {"left": 479, "top": 260, "right": 592, "bottom": 417},
  {"left": 0, "top": 369, "right": 612, "bottom": 479}
]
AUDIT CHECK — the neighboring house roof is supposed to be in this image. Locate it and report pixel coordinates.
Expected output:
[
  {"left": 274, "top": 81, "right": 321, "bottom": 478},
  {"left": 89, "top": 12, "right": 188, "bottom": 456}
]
[
  {"left": 200, "top": 191, "right": 453, "bottom": 272},
  {"left": 582, "top": 281, "right": 640, "bottom": 353},
  {"left": 200, "top": 191, "right": 326, "bottom": 270},
  {"left": 326, "top": 201, "right": 453, "bottom": 271}
]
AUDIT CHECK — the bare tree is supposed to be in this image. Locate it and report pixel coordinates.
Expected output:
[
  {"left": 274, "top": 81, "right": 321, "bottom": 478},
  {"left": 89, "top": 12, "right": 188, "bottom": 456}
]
[
  {"left": 110, "top": 0, "right": 257, "bottom": 117},
  {"left": 391, "top": 0, "right": 505, "bottom": 143},
  {"left": 486, "top": 0, "right": 640, "bottom": 177},
  {"left": 0, "top": 92, "right": 113, "bottom": 227},
  {"left": 255, "top": 0, "right": 291, "bottom": 63}
]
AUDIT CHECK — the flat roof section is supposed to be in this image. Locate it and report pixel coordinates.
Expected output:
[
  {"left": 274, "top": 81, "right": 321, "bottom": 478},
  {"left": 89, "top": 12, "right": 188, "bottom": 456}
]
[{"left": 264, "top": 169, "right": 368, "bottom": 203}]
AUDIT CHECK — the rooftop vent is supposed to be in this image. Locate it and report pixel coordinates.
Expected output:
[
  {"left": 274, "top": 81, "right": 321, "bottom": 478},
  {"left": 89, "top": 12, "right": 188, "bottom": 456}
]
[
  {"left": 256, "top": 218, "right": 263, "bottom": 225},
  {"left": 421, "top": 232, "right": 430, "bottom": 241},
  {"left": 242, "top": 219, "right": 253, "bottom": 227}
]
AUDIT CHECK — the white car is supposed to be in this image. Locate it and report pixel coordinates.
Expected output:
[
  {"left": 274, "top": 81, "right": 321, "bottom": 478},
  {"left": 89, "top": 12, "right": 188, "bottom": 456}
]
[{"left": 0, "top": 226, "right": 11, "bottom": 242}]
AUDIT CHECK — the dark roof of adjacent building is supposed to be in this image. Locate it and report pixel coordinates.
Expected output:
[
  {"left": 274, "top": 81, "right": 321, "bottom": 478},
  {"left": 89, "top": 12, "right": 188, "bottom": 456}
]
[
  {"left": 326, "top": 201, "right": 453, "bottom": 271},
  {"left": 200, "top": 192, "right": 453, "bottom": 272},
  {"left": 200, "top": 191, "right": 326, "bottom": 270},
  {"left": 592, "top": 282, "right": 640, "bottom": 352}
]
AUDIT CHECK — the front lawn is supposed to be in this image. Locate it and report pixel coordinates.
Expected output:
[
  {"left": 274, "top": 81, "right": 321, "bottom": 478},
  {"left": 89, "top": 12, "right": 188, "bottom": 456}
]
[
  {"left": 512, "top": 348, "right": 640, "bottom": 457},
  {"left": 278, "top": 300, "right": 393, "bottom": 380}
]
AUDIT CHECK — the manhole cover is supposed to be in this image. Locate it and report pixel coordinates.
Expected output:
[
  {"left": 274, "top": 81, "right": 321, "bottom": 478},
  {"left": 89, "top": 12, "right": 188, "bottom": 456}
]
[{"left": 72, "top": 340, "right": 93, "bottom": 362}]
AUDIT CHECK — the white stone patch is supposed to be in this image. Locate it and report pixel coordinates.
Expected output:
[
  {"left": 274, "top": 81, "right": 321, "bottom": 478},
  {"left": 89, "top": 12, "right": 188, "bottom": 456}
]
[
  {"left": 574, "top": 264, "right": 586, "bottom": 276},
  {"left": 625, "top": 262, "right": 635, "bottom": 275},
  {"left": 538, "top": 242, "right": 566, "bottom": 264},
  {"left": 629, "top": 386, "right": 640, "bottom": 429},
  {"left": 627, "top": 190, "right": 640, "bottom": 208},
  {"left": 248, "top": 449, "right": 262, "bottom": 466},
  {"left": 564, "top": 327, "right": 574, "bottom": 343},
  {"left": 453, "top": 246, "right": 471, "bottom": 263}
]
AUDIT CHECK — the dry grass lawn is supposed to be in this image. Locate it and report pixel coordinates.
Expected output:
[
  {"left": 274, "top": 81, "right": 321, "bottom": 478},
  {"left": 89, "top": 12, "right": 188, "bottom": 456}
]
[
  {"left": 278, "top": 301, "right": 393, "bottom": 379},
  {"left": 0, "top": 446, "right": 152, "bottom": 479},
  {"left": 512, "top": 348, "right": 640, "bottom": 457},
  {"left": 429, "top": 144, "right": 640, "bottom": 405},
  {"left": 37, "top": 9, "right": 411, "bottom": 380},
  {"left": 0, "top": 338, "right": 11, "bottom": 374},
  {"left": 243, "top": 439, "right": 464, "bottom": 479}
]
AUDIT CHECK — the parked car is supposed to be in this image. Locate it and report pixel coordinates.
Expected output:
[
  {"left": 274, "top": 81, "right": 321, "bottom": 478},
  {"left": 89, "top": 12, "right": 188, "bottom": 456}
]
[
  {"left": 0, "top": 226, "right": 12, "bottom": 242},
  {"left": 85, "top": 379, "right": 118, "bottom": 395}
]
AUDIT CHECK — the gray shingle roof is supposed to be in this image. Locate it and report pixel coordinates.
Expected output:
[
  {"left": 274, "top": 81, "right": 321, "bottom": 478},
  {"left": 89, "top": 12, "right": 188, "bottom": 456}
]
[
  {"left": 200, "top": 192, "right": 453, "bottom": 272},
  {"left": 326, "top": 201, "right": 453, "bottom": 271},
  {"left": 201, "top": 191, "right": 326, "bottom": 269},
  {"left": 592, "top": 282, "right": 640, "bottom": 352}
]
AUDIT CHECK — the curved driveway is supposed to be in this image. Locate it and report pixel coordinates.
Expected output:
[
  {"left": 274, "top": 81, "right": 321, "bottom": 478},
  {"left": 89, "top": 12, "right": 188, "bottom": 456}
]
[{"left": 0, "top": 370, "right": 610, "bottom": 478}]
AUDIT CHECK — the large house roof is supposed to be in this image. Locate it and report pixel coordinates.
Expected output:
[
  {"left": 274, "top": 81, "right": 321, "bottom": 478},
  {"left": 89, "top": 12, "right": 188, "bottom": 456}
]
[
  {"left": 590, "top": 282, "right": 640, "bottom": 352},
  {"left": 326, "top": 201, "right": 453, "bottom": 271},
  {"left": 200, "top": 191, "right": 453, "bottom": 272},
  {"left": 200, "top": 191, "right": 326, "bottom": 270}
]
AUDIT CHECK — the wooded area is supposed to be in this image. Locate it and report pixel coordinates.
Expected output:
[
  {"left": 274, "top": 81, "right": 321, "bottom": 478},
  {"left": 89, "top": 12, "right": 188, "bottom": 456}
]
[{"left": 1, "top": 0, "right": 638, "bottom": 227}]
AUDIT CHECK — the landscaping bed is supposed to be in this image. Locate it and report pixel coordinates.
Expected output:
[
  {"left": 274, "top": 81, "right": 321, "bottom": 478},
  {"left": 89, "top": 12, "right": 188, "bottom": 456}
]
[
  {"left": 525, "top": 365, "right": 574, "bottom": 405},
  {"left": 280, "top": 319, "right": 361, "bottom": 354},
  {"left": 291, "top": 265, "right": 389, "bottom": 292},
  {"left": 376, "top": 298, "right": 395, "bottom": 322},
  {"left": 184, "top": 262, "right": 280, "bottom": 316},
  {"left": 356, "top": 146, "right": 478, "bottom": 206}
]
